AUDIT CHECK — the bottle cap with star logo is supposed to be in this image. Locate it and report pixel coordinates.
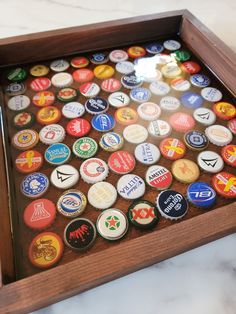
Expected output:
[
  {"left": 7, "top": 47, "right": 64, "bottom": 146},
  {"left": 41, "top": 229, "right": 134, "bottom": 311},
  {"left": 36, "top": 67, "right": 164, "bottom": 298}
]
[
  {"left": 197, "top": 150, "right": 224, "bottom": 173},
  {"left": 72, "top": 137, "right": 98, "bottom": 159},
  {"left": 12, "top": 129, "right": 39, "bottom": 150},
  {"left": 221, "top": 145, "right": 236, "bottom": 167},
  {"left": 96, "top": 208, "right": 129, "bottom": 241},
  {"left": 50, "top": 165, "right": 79, "bottom": 189},
  {"left": 212, "top": 172, "right": 236, "bottom": 198},
  {"left": 171, "top": 159, "right": 200, "bottom": 183},
  {"left": 64, "top": 218, "right": 96, "bottom": 250},
  {"left": 128, "top": 200, "right": 158, "bottom": 229}
]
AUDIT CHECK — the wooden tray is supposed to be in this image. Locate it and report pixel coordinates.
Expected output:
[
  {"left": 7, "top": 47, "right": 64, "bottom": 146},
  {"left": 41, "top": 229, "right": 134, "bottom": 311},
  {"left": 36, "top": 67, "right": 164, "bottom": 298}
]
[{"left": 0, "top": 10, "right": 235, "bottom": 313}]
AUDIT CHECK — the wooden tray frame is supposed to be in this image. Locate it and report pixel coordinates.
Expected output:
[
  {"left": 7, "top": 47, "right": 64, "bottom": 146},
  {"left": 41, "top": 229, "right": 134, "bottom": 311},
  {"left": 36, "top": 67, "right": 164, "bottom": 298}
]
[{"left": 0, "top": 9, "right": 235, "bottom": 313}]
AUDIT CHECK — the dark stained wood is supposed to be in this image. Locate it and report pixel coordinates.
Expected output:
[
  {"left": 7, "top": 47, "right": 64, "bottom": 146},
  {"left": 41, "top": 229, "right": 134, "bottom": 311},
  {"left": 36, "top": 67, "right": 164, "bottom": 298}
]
[{"left": 180, "top": 11, "right": 236, "bottom": 96}]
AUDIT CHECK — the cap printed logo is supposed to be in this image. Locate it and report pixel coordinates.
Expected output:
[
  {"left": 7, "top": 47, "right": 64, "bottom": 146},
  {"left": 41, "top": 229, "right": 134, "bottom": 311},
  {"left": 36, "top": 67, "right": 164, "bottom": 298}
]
[
  {"left": 217, "top": 175, "right": 236, "bottom": 192},
  {"left": 105, "top": 215, "right": 120, "bottom": 230},
  {"left": 201, "top": 157, "right": 218, "bottom": 168},
  {"left": 69, "top": 224, "right": 89, "bottom": 241},
  {"left": 56, "top": 170, "right": 74, "bottom": 182},
  {"left": 31, "top": 202, "right": 51, "bottom": 222},
  {"left": 179, "top": 161, "right": 194, "bottom": 174},
  {"left": 132, "top": 207, "right": 155, "bottom": 220}
]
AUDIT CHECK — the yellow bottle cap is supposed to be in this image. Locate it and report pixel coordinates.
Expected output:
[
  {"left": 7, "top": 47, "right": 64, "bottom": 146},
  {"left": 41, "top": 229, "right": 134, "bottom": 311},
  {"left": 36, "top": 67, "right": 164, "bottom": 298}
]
[
  {"left": 94, "top": 65, "right": 115, "bottom": 79},
  {"left": 171, "top": 158, "right": 200, "bottom": 183},
  {"left": 30, "top": 65, "right": 50, "bottom": 77}
]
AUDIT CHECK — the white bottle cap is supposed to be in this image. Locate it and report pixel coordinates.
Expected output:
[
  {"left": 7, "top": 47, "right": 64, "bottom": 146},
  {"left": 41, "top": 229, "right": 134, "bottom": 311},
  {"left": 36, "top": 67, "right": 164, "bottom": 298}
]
[
  {"left": 134, "top": 142, "right": 160, "bottom": 165},
  {"left": 123, "top": 124, "right": 148, "bottom": 144},
  {"left": 50, "top": 164, "right": 79, "bottom": 189},
  {"left": 88, "top": 182, "right": 117, "bottom": 209},
  {"left": 137, "top": 102, "right": 161, "bottom": 121},
  {"left": 51, "top": 72, "right": 73, "bottom": 88},
  {"left": 201, "top": 87, "right": 222, "bottom": 102},
  {"left": 108, "top": 92, "right": 130, "bottom": 108},
  {"left": 117, "top": 174, "right": 145, "bottom": 200},
  {"left": 149, "top": 81, "right": 170, "bottom": 96},
  {"left": 193, "top": 108, "right": 216, "bottom": 126},
  {"left": 160, "top": 96, "right": 181, "bottom": 111},
  {"left": 148, "top": 120, "right": 172, "bottom": 138},
  {"left": 8, "top": 95, "right": 30, "bottom": 111},
  {"left": 205, "top": 125, "right": 233, "bottom": 146},
  {"left": 39, "top": 124, "right": 65, "bottom": 145},
  {"left": 80, "top": 158, "right": 109, "bottom": 184},
  {"left": 50, "top": 59, "right": 70, "bottom": 72},
  {"left": 62, "top": 102, "right": 85, "bottom": 119},
  {"left": 197, "top": 151, "right": 224, "bottom": 173}
]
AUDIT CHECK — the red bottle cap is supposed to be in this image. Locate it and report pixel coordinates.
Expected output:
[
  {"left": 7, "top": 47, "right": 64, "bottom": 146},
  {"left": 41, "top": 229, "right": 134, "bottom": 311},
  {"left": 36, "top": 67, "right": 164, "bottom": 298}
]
[
  {"left": 169, "top": 112, "right": 195, "bottom": 133},
  {"left": 72, "top": 69, "right": 94, "bottom": 83},
  {"left": 33, "top": 91, "right": 55, "bottom": 107},
  {"left": 213, "top": 102, "right": 236, "bottom": 120},
  {"left": 15, "top": 150, "right": 43, "bottom": 173},
  {"left": 24, "top": 199, "right": 56, "bottom": 230},
  {"left": 228, "top": 118, "right": 236, "bottom": 135},
  {"left": 127, "top": 46, "right": 146, "bottom": 58},
  {"left": 66, "top": 118, "right": 91, "bottom": 137},
  {"left": 36, "top": 106, "right": 61, "bottom": 125},
  {"left": 108, "top": 150, "right": 136, "bottom": 174},
  {"left": 221, "top": 145, "right": 236, "bottom": 167},
  {"left": 160, "top": 138, "right": 186, "bottom": 160},
  {"left": 212, "top": 171, "right": 236, "bottom": 198},
  {"left": 101, "top": 78, "right": 121, "bottom": 93},
  {"left": 30, "top": 77, "right": 51, "bottom": 91},
  {"left": 181, "top": 61, "right": 201, "bottom": 74},
  {"left": 145, "top": 165, "right": 172, "bottom": 190},
  {"left": 71, "top": 56, "right": 89, "bottom": 68}
]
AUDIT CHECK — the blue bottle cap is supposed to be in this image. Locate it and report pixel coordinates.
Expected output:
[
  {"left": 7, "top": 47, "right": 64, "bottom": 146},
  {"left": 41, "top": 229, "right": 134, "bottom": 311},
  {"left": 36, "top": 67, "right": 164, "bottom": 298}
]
[
  {"left": 21, "top": 172, "right": 49, "bottom": 198},
  {"left": 145, "top": 42, "right": 164, "bottom": 54},
  {"left": 181, "top": 92, "right": 204, "bottom": 109},
  {"left": 85, "top": 97, "right": 109, "bottom": 114},
  {"left": 130, "top": 87, "right": 151, "bottom": 103},
  {"left": 184, "top": 130, "right": 209, "bottom": 151},
  {"left": 121, "top": 72, "right": 143, "bottom": 89},
  {"left": 190, "top": 74, "right": 211, "bottom": 88},
  {"left": 91, "top": 113, "right": 116, "bottom": 132},
  {"left": 45, "top": 143, "right": 71, "bottom": 165},
  {"left": 187, "top": 182, "right": 216, "bottom": 208},
  {"left": 90, "top": 52, "right": 108, "bottom": 64}
]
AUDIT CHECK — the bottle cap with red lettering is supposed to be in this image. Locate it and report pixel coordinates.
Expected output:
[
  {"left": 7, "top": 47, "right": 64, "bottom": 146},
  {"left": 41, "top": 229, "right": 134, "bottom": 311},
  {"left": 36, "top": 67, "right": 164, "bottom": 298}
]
[
  {"left": 181, "top": 61, "right": 201, "bottom": 74},
  {"left": 24, "top": 199, "right": 56, "bottom": 229},
  {"left": 15, "top": 150, "right": 43, "bottom": 173},
  {"left": 160, "top": 138, "right": 186, "bottom": 160},
  {"left": 169, "top": 112, "right": 196, "bottom": 133},
  {"left": 212, "top": 172, "right": 236, "bottom": 198},
  {"left": 128, "top": 200, "right": 158, "bottom": 229},
  {"left": 39, "top": 124, "right": 65, "bottom": 145},
  {"left": 145, "top": 165, "right": 172, "bottom": 190},
  {"left": 30, "top": 77, "right": 51, "bottom": 91},
  {"left": 66, "top": 118, "right": 91, "bottom": 137},
  {"left": 79, "top": 82, "right": 100, "bottom": 98},
  {"left": 101, "top": 78, "right": 121, "bottom": 93},
  {"left": 73, "top": 69, "right": 94, "bottom": 83},
  {"left": 109, "top": 49, "right": 129, "bottom": 62},
  {"left": 80, "top": 158, "right": 109, "bottom": 184},
  {"left": 228, "top": 119, "right": 236, "bottom": 135},
  {"left": 221, "top": 145, "right": 236, "bottom": 167},
  {"left": 32, "top": 91, "right": 55, "bottom": 107},
  {"left": 108, "top": 151, "right": 136, "bottom": 174}
]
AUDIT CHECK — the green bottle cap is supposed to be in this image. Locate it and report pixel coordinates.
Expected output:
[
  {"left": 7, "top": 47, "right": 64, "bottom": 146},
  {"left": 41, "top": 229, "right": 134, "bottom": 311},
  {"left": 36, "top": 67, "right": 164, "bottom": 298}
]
[
  {"left": 72, "top": 137, "right": 98, "bottom": 159},
  {"left": 7, "top": 67, "right": 27, "bottom": 82},
  {"left": 174, "top": 50, "right": 191, "bottom": 62}
]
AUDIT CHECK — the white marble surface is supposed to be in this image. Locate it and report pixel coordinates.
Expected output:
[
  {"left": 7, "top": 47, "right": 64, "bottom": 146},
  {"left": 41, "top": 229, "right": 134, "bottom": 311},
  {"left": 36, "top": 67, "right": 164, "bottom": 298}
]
[{"left": 0, "top": 1, "right": 235, "bottom": 313}]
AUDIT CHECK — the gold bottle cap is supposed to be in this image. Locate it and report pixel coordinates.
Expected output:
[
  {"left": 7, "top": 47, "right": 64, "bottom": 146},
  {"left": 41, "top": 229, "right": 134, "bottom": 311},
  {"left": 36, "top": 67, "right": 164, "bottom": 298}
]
[{"left": 171, "top": 158, "right": 200, "bottom": 183}]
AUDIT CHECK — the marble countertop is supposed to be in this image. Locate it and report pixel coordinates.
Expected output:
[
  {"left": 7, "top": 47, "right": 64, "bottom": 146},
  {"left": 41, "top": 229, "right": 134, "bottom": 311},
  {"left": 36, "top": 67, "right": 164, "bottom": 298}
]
[{"left": 0, "top": 1, "right": 235, "bottom": 313}]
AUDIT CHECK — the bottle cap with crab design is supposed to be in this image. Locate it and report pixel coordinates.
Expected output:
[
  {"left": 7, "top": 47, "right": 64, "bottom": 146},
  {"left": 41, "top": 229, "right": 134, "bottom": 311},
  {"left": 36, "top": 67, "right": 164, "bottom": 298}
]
[
  {"left": 212, "top": 172, "right": 236, "bottom": 198},
  {"left": 73, "top": 137, "right": 98, "bottom": 159},
  {"left": 128, "top": 200, "right": 158, "bottom": 229},
  {"left": 57, "top": 189, "right": 87, "bottom": 218},
  {"left": 88, "top": 182, "right": 117, "bottom": 209}
]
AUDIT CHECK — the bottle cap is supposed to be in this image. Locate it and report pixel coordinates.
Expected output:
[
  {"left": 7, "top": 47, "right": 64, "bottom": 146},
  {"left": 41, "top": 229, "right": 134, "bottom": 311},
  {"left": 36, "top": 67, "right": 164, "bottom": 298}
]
[
  {"left": 181, "top": 61, "right": 201, "bottom": 74},
  {"left": 163, "top": 40, "right": 181, "bottom": 51},
  {"left": 197, "top": 150, "right": 224, "bottom": 173},
  {"left": 5, "top": 82, "right": 26, "bottom": 96},
  {"left": 15, "top": 150, "right": 43, "bottom": 173},
  {"left": 205, "top": 125, "right": 233, "bottom": 146},
  {"left": 201, "top": 87, "right": 222, "bottom": 102},
  {"left": 115, "top": 107, "right": 138, "bottom": 125},
  {"left": 108, "top": 92, "right": 130, "bottom": 108},
  {"left": 193, "top": 108, "right": 216, "bottom": 126},
  {"left": 184, "top": 130, "right": 209, "bottom": 151},
  {"left": 127, "top": 46, "right": 146, "bottom": 58},
  {"left": 228, "top": 118, "right": 236, "bottom": 135},
  {"left": 30, "top": 65, "right": 49, "bottom": 77},
  {"left": 50, "top": 165, "right": 79, "bottom": 189},
  {"left": 212, "top": 172, "right": 236, "bottom": 198},
  {"left": 57, "top": 189, "right": 87, "bottom": 218},
  {"left": 171, "top": 159, "right": 200, "bottom": 183},
  {"left": 7, "top": 67, "right": 27, "bottom": 82},
  {"left": 173, "top": 50, "right": 191, "bottom": 61},
  {"left": 149, "top": 81, "right": 170, "bottom": 96},
  {"left": 181, "top": 92, "right": 204, "bottom": 109},
  {"left": 12, "top": 129, "right": 39, "bottom": 150},
  {"left": 88, "top": 182, "right": 117, "bottom": 209},
  {"left": 24, "top": 199, "right": 56, "bottom": 229},
  {"left": 161, "top": 63, "right": 182, "bottom": 79},
  {"left": 32, "top": 91, "right": 55, "bottom": 107},
  {"left": 71, "top": 56, "right": 89, "bottom": 68},
  {"left": 8, "top": 95, "right": 30, "bottom": 111},
  {"left": 91, "top": 113, "right": 116, "bottom": 132},
  {"left": 62, "top": 102, "right": 85, "bottom": 119},
  {"left": 85, "top": 97, "right": 109, "bottom": 114},
  {"left": 79, "top": 82, "right": 100, "bottom": 98},
  {"left": 28, "top": 232, "right": 63, "bottom": 268},
  {"left": 80, "top": 158, "right": 108, "bottom": 184},
  {"left": 50, "top": 59, "right": 70, "bottom": 72},
  {"left": 66, "top": 118, "right": 91, "bottom": 137},
  {"left": 39, "top": 124, "right": 65, "bottom": 145},
  {"left": 56, "top": 87, "right": 78, "bottom": 102},
  {"left": 156, "top": 190, "right": 188, "bottom": 220},
  {"left": 128, "top": 200, "right": 158, "bottom": 229},
  {"left": 12, "top": 112, "right": 35, "bottom": 129},
  {"left": 160, "top": 96, "right": 180, "bottom": 112},
  {"left": 121, "top": 73, "right": 143, "bottom": 89},
  {"left": 190, "top": 74, "right": 210, "bottom": 88},
  {"left": 117, "top": 174, "right": 145, "bottom": 199},
  {"left": 187, "top": 182, "right": 216, "bottom": 208},
  {"left": 73, "top": 68, "right": 94, "bottom": 83},
  {"left": 30, "top": 77, "right": 51, "bottom": 91},
  {"left": 213, "top": 102, "right": 236, "bottom": 120},
  {"left": 109, "top": 49, "right": 129, "bottom": 62},
  {"left": 64, "top": 218, "right": 96, "bottom": 251},
  {"left": 115, "top": 61, "right": 135, "bottom": 74},
  {"left": 169, "top": 112, "right": 195, "bottom": 133},
  {"left": 37, "top": 106, "right": 61, "bottom": 125},
  {"left": 51, "top": 72, "right": 73, "bottom": 88},
  {"left": 170, "top": 78, "right": 191, "bottom": 92},
  {"left": 130, "top": 87, "right": 151, "bottom": 103},
  {"left": 94, "top": 65, "right": 115, "bottom": 79},
  {"left": 90, "top": 52, "right": 108, "bottom": 64},
  {"left": 99, "top": 132, "right": 124, "bottom": 152},
  {"left": 148, "top": 120, "right": 172, "bottom": 139},
  {"left": 145, "top": 42, "right": 164, "bottom": 54},
  {"left": 73, "top": 137, "right": 98, "bottom": 159},
  {"left": 96, "top": 208, "right": 129, "bottom": 241},
  {"left": 134, "top": 142, "right": 160, "bottom": 165},
  {"left": 123, "top": 124, "right": 148, "bottom": 144},
  {"left": 137, "top": 102, "right": 161, "bottom": 121},
  {"left": 101, "top": 78, "right": 121, "bottom": 93},
  {"left": 45, "top": 143, "right": 71, "bottom": 165},
  {"left": 108, "top": 151, "right": 136, "bottom": 174},
  {"left": 221, "top": 145, "right": 236, "bottom": 167},
  {"left": 21, "top": 172, "right": 49, "bottom": 198},
  {"left": 145, "top": 165, "right": 172, "bottom": 190},
  {"left": 159, "top": 138, "right": 186, "bottom": 160}
]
